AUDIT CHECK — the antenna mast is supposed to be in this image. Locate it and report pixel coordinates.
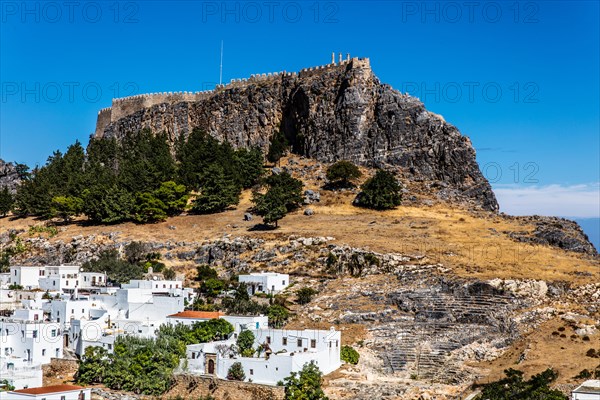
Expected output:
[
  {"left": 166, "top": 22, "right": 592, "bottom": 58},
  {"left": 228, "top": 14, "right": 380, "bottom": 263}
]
[{"left": 219, "top": 40, "right": 223, "bottom": 86}]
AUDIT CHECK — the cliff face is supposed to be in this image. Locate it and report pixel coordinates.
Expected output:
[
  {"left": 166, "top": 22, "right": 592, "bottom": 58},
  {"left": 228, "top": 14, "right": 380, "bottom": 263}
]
[
  {"left": 0, "top": 159, "right": 22, "bottom": 193},
  {"left": 95, "top": 58, "right": 498, "bottom": 212}
]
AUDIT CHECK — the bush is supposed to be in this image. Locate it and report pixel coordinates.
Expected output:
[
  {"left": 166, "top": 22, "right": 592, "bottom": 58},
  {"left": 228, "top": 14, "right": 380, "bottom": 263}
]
[
  {"left": 340, "top": 345, "right": 360, "bottom": 365},
  {"left": 354, "top": 169, "right": 402, "bottom": 210},
  {"left": 283, "top": 361, "right": 328, "bottom": 400},
  {"left": 296, "top": 287, "right": 317, "bottom": 305},
  {"left": 237, "top": 330, "right": 255, "bottom": 355},
  {"left": 474, "top": 368, "right": 567, "bottom": 400},
  {"left": 227, "top": 362, "right": 246, "bottom": 381},
  {"left": 326, "top": 160, "right": 361, "bottom": 188}
]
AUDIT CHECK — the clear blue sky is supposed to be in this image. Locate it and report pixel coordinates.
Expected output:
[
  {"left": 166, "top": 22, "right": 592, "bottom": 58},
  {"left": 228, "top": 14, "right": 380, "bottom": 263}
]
[{"left": 1, "top": 1, "right": 599, "bottom": 221}]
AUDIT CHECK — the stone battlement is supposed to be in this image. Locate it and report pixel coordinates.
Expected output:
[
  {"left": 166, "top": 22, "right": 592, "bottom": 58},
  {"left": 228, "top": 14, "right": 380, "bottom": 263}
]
[{"left": 94, "top": 55, "right": 370, "bottom": 137}]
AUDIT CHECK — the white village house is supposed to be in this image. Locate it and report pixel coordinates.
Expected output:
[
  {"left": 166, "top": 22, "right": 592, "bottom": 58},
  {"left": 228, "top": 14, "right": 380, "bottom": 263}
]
[
  {"left": 0, "top": 384, "right": 91, "bottom": 400},
  {"left": 186, "top": 327, "right": 341, "bottom": 385},
  {"left": 238, "top": 272, "right": 289, "bottom": 295},
  {"left": 572, "top": 380, "right": 600, "bottom": 400},
  {"left": 166, "top": 311, "right": 269, "bottom": 332}
]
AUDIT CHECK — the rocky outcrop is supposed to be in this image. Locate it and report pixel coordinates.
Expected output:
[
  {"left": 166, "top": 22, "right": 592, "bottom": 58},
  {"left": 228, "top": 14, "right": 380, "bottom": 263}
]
[
  {"left": 505, "top": 215, "right": 598, "bottom": 256},
  {"left": 95, "top": 58, "right": 498, "bottom": 212},
  {"left": 0, "top": 159, "right": 23, "bottom": 193}
]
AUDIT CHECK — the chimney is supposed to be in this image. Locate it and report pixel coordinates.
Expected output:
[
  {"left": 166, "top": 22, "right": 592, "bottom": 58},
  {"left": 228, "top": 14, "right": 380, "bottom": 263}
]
[{"left": 331, "top": 52, "right": 335, "bottom": 65}]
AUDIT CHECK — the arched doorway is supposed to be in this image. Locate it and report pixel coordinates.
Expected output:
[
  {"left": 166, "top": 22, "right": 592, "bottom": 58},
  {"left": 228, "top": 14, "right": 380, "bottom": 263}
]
[{"left": 208, "top": 359, "right": 215, "bottom": 374}]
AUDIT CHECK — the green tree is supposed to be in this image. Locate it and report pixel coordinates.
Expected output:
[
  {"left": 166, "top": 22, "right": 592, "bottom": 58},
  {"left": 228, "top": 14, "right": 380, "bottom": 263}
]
[
  {"left": 267, "top": 304, "right": 289, "bottom": 328},
  {"left": 135, "top": 192, "right": 168, "bottom": 223},
  {"left": 76, "top": 346, "right": 109, "bottom": 384},
  {"left": 326, "top": 160, "right": 362, "bottom": 188},
  {"left": 233, "top": 147, "right": 265, "bottom": 188},
  {"left": 191, "top": 164, "right": 241, "bottom": 214},
  {"left": 118, "top": 130, "right": 175, "bottom": 194},
  {"left": 236, "top": 330, "right": 255, "bottom": 356},
  {"left": 82, "top": 185, "right": 136, "bottom": 224},
  {"left": 200, "top": 278, "right": 225, "bottom": 298},
  {"left": 153, "top": 181, "right": 189, "bottom": 216},
  {"left": 81, "top": 249, "right": 145, "bottom": 284},
  {"left": 227, "top": 362, "right": 246, "bottom": 381},
  {"left": 195, "top": 265, "right": 218, "bottom": 282},
  {"left": 283, "top": 361, "right": 328, "bottom": 400},
  {"left": 355, "top": 170, "right": 402, "bottom": 210},
  {"left": 0, "top": 187, "right": 14, "bottom": 217},
  {"left": 163, "top": 268, "right": 176, "bottom": 280},
  {"left": 340, "top": 346, "right": 360, "bottom": 365},
  {"left": 0, "top": 379, "right": 15, "bottom": 391},
  {"left": 474, "top": 368, "right": 567, "bottom": 400},
  {"left": 51, "top": 195, "right": 83, "bottom": 222},
  {"left": 296, "top": 287, "right": 317, "bottom": 305},
  {"left": 267, "top": 131, "right": 288, "bottom": 166},
  {"left": 252, "top": 171, "right": 303, "bottom": 227}
]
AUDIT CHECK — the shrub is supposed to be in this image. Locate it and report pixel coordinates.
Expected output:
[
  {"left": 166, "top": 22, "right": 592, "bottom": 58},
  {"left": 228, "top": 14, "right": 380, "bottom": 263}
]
[
  {"left": 227, "top": 362, "right": 246, "bottom": 381},
  {"left": 354, "top": 169, "right": 402, "bottom": 210},
  {"left": 326, "top": 160, "right": 361, "bottom": 188},
  {"left": 296, "top": 287, "right": 317, "bottom": 305},
  {"left": 283, "top": 361, "right": 328, "bottom": 400},
  {"left": 237, "top": 330, "right": 255, "bottom": 355},
  {"left": 341, "top": 345, "right": 360, "bottom": 365}
]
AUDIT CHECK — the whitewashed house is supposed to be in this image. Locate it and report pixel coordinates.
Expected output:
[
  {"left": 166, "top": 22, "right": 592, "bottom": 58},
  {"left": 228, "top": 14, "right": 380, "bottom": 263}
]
[
  {"left": 166, "top": 311, "right": 268, "bottom": 332},
  {"left": 0, "top": 384, "right": 91, "bottom": 400},
  {"left": 38, "top": 265, "right": 81, "bottom": 293},
  {"left": 572, "top": 380, "right": 600, "bottom": 400},
  {"left": 238, "top": 272, "right": 289, "bottom": 295},
  {"left": 0, "top": 356, "right": 42, "bottom": 390},
  {"left": 79, "top": 272, "right": 107, "bottom": 290},
  {"left": 186, "top": 328, "right": 341, "bottom": 385},
  {"left": 8, "top": 266, "right": 46, "bottom": 290}
]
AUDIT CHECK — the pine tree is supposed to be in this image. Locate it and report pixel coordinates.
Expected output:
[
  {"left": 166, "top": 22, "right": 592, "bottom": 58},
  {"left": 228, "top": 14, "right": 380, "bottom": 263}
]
[
  {"left": 355, "top": 169, "right": 402, "bottom": 210},
  {"left": 0, "top": 187, "right": 13, "bottom": 217},
  {"left": 266, "top": 131, "right": 288, "bottom": 166},
  {"left": 191, "top": 164, "right": 241, "bottom": 214}
]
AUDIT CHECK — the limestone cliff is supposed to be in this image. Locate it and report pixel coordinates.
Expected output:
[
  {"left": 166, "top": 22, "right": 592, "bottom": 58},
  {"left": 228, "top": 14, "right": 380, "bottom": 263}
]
[{"left": 94, "top": 57, "right": 498, "bottom": 211}]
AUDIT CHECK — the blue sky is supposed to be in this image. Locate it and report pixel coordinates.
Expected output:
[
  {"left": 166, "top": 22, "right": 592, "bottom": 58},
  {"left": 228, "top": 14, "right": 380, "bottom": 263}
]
[{"left": 1, "top": 1, "right": 599, "bottom": 224}]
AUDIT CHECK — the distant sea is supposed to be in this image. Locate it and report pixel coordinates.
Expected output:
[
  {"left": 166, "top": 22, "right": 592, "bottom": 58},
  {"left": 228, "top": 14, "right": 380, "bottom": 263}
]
[{"left": 573, "top": 218, "right": 600, "bottom": 252}]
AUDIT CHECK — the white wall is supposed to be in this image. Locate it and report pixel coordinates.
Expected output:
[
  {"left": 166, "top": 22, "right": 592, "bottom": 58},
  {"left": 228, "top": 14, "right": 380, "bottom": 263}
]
[
  {"left": 0, "top": 357, "right": 43, "bottom": 390},
  {"left": 2, "top": 388, "right": 91, "bottom": 400},
  {"left": 0, "top": 320, "right": 63, "bottom": 364}
]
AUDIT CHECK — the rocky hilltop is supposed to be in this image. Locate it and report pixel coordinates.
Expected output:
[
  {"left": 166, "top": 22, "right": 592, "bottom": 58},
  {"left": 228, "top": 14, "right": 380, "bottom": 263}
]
[
  {"left": 94, "top": 57, "right": 498, "bottom": 212},
  {"left": 0, "top": 159, "right": 23, "bottom": 193}
]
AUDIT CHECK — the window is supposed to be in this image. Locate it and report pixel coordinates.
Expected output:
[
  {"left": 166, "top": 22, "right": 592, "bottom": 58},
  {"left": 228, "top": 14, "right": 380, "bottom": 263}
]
[
  {"left": 176, "top": 284, "right": 179, "bottom": 288},
  {"left": 250, "top": 369, "right": 254, "bottom": 375},
  {"left": 53, "top": 281, "right": 56, "bottom": 286},
  {"left": 163, "top": 284, "right": 166, "bottom": 288},
  {"left": 282, "top": 337, "right": 287, "bottom": 345},
  {"left": 107, "top": 344, "right": 112, "bottom": 350},
  {"left": 61, "top": 396, "right": 66, "bottom": 400},
  {"left": 14, "top": 270, "right": 17, "bottom": 276},
  {"left": 66, "top": 280, "right": 69, "bottom": 286},
  {"left": 82, "top": 309, "right": 85, "bottom": 313},
  {"left": 72, "top": 309, "right": 74, "bottom": 314},
  {"left": 282, "top": 280, "right": 286, "bottom": 285},
  {"left": 297, "top": 338, "right": 302, "bottom": 347},
  {"left": 336, "top": 340, "right": 339, "bottom": 347},
  {"left": 33, "top": 330, "right": 38, "bottom": 339},
  {"left": 42, "top": 349, "right": 46, "bottom": 356},
  {"left": 311, "top": 339, "right": 316, "bottom": 348},
  {"left": 34, "top": 314, "right": 39, "bottom": 321},
  {"left": 266, "top": 336, "right": 271, "bottom": 344},
  {"left": 51, "top": 329, "right": 57, "bottom": 337}
]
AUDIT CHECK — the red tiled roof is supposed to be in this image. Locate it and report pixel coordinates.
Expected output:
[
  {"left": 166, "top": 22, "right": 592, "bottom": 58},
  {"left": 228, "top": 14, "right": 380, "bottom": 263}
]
[
  {"left": 167, "top": 311, "right": 224, "bottom": 319},
  {"left": 12, "top": 384, "right": 85, "bottom": 395}
]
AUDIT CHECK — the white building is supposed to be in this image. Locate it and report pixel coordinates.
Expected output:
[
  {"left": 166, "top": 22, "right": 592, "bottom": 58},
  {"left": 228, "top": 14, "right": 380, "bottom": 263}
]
[
  {"left": 79, "top": 272, "right": 107, "bottom": 289},
  {"left": 572, "top": 380, "right": 600, "bottom": 400},
  {"left": 38, "top": 265, "right": 81, "bottom": 293},
  {"left": 0, "top": 315, "right": 63, "bottom": 364},
  {"left": 0, "top": 384, "right": 91, "bottom": 400},
  {"left": 8, "top": 266, "right": 46, "bottom": 290},
  {"left": 186, "top": 328, "right": 341, "bottom": 385},
  {"left": 166, "top": 311, "right": 269, "bottom": 332},
  {"left": 238, "top": 272, "right": 289, "bottom": 295},
  {"left": 0, "top": 356, "right": 42, "bottom": 390}
]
